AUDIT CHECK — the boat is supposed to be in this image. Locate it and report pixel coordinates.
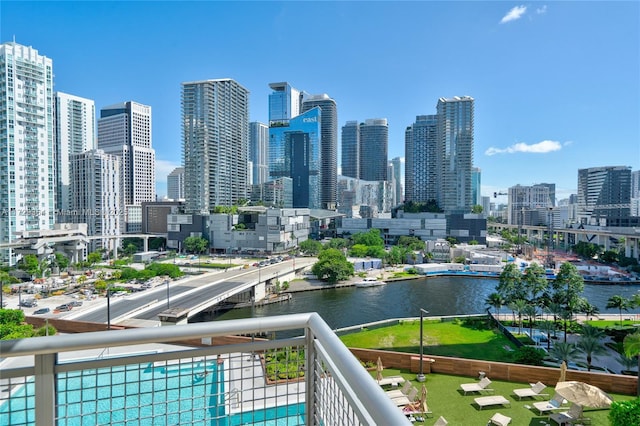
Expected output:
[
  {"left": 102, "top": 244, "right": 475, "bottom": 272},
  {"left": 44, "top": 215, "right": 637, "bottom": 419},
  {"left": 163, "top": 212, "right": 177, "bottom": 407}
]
[{"left": 354, "top": 277, "right": 386, "bottom": 287}]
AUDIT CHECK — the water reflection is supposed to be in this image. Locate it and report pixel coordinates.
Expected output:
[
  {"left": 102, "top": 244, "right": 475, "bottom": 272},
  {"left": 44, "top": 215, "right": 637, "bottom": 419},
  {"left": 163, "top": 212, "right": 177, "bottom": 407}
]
[{"left": 206, "top": 277, "right": 640, "bottom": 331}]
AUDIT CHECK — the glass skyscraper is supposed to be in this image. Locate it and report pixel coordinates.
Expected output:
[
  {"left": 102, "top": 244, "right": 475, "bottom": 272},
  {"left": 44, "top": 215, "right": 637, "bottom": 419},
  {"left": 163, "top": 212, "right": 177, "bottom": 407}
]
[
  {"left": 359, "top": 118, "right": 388, "bottom": 182},
  {"left": 405, "top": 115, "right": 438, "bottom": 204},
  {"left": 341, "top": 121, "right": 359, "bottom": 179},
  {"left": 249, "top": 122, "right": 269, "bottom": 185},
  {"left": 269, "top": 108, "right": 321, "bottom": 209},
  {"left": 182, "top": 79, "right": 249, "bottom": 213}
]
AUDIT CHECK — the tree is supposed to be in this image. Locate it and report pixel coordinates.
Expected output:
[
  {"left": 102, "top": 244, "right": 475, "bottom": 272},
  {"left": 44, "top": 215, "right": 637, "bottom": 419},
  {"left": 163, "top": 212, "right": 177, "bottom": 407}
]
[
  {"left": 576, "top": 325, "right": 606, "bottom": 371},
  {"left": 522, "top": 263, "right": 548, "bottom": 304},
  {"left": 551, "top": 262, "right": 585, "bottom": 338},
  {"left": 523, "top": 304, "right": 538, "bottom": 336},
  {"left": 623, "top": 332, "right": 640, "bottom": 395},
  {"left": 387, "top": 246, "right": 410, "bottom": 266},
  {"left": 299, "top": 239, "right": 322, "bottom": 256},
  {"left": 485, "top": 292, "right": 505, "bottom": 319},
  {"left": 496, "top": 263, "right": 525, "bottom": 304},
  {"left": 55, "top": 252, "right": 69, "bottom": 270},
  {"left": 18, "top": 254, "right": 40, "bottom": 277},
  {"left": 397, "top": 236, "right": 425, "bottom": 252},
  {"left": 326, "top": 238, "right": 349, "bottom": 250},
  {"left": 183, "top": 236, "right": 208, "bottom": 254},
  {"left": 509, "top": 299, "right": 528, "bottom": 335},
  {"left": 549, "top": 341, "right": 580, "bottom": 364},
  {"left": 87, "top": 251, "right": 102, "bottom": 266},
  {"left": 311, "top": 248, "right": 354, "bottom": 284},
  {"left": 351, "top": 229, "right": 384, "bottom": 248},
  {"left": 471, "top": 205, "right": 483, "bottom": 214},
  {"left": 579, "top": 299, "right": 600, "bottom": 322},
  {"left": 606, "top": 295, "right": 631, "bottom": 325},
  {"left": 538, "top": 320, "right": 556, "bottom": 350}
]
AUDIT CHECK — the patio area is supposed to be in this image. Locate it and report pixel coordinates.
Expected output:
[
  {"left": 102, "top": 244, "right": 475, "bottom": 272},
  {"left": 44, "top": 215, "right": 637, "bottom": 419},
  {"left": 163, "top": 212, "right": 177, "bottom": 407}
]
[{"left": 374, "top": 369, "right": 636, "bottom": 425}]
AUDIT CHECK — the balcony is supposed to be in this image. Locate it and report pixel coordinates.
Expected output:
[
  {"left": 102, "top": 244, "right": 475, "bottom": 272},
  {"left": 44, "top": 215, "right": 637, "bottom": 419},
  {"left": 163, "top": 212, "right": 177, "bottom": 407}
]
[{"left": 0, "top": 313, "right": 408, "bottom": 425}]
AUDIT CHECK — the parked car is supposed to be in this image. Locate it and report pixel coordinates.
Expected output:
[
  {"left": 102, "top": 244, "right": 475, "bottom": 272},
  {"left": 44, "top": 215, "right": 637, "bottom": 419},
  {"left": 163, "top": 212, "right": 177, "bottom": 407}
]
[
  {"left": 55, "top": 304, "right": 72, "bottom": 312},
  {"left": 33, "top": 307, "right": 50, "bottom": 315},
  {"left": 69, "top": 300, "right": 83, "bottom": 307},
  {"left": 20, "top": 299, "right": 37, "bottom": 308}
]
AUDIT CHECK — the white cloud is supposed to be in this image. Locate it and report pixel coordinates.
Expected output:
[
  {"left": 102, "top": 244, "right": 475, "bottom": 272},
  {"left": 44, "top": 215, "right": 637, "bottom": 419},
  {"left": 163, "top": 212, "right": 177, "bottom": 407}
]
[
  {"left": 536, "top": 5, "right": 547, "bottom": 15},
  {"left": 155, "top": 159, "right": 181, "bottom": 182},
  {"left": 500, "top": 5, "right": 527, "bottom": 24},
  {"left": 484, "top": 140, "right": 562, "bottom": 156}
]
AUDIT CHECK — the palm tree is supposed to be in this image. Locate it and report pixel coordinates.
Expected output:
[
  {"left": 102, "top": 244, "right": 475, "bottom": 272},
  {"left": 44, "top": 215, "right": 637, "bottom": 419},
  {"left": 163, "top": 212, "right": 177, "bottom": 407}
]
[
  {"left": 606, "top": 295, "right": 630, "bottom": 325},
  {"left": 559, "top": 309, "right": 573, "bottom": 343},
  {"left": 576, "top": 334, "right": 607, "bottom": 371},
  {"left": 579, "top": 300, "right": 600, "bottom": 322},
  {"left": 510, "top": 299, "right": 528, "bottom": 335},
  {"left": 549, "top": 341, "right": 580, "bottom": 365},
  {"left": 538, "top": 320, "right": 556, "bottom": 351},
  {"left": 545, "top": 301, "right": 564, "bottom": 340},
  {"left": 485, "top": 292, "right": 505, "bottom": 320},
  {"left": 523, "top": 304, "right": 538, "bottom": 337},
  {"left": 623, "top": 332, "right": 640, "bottom": 396}
]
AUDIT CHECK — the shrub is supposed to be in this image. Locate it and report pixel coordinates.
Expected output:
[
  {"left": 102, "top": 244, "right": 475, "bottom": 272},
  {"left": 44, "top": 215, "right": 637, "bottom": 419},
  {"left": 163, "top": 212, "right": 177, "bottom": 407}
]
[
  {"left": 609, "top": 398, "right": 640, "bottom": 426},
  {"left": 512, "top": 346, "right": 545, "bottom": 366}
]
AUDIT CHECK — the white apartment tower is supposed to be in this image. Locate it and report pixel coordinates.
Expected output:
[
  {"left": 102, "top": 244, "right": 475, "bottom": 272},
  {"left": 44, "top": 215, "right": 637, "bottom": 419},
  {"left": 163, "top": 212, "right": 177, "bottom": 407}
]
[
  {"left": 97, "top": 101, "right": 155, "bottom": 231},
  {"left": 182, "top": 79, "right": 249, "bottom": 213},
  {"left": 69, "top": 149, "right": 121, "bottom": 252},
  {"left": 249, "top": 122, "right": 269, "bottom": 185},
  {"left": 167, "top": 166, "right": 185, "bottom": 201},
  {"left": 0, "top": 42, "right": 55, "bottom": 264},
  {"left": 54, "top": 92, "right": 96, "bottom": 218}
]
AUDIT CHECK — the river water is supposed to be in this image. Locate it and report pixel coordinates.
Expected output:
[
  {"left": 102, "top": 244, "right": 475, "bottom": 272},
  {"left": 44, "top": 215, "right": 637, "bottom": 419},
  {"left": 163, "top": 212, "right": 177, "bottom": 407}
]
[{"left": 207, "top": 277, "right": 640, "bottom": 331}]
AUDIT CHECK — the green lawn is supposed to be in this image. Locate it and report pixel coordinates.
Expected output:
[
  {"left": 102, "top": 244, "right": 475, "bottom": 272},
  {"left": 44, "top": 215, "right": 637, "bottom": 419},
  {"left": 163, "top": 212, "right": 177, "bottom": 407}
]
[
  {"left": 373, "top": 369, "right": 636, "bottom": 426},
  {"left": 586, "top": 319, "right": 640, "bottom": 328},
  {"left": 339, "top": 318, "right": 518, "bottom": 362}
]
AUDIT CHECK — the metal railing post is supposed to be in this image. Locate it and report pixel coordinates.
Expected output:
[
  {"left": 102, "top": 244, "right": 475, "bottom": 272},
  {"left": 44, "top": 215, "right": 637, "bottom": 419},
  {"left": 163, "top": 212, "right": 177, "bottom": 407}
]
[
  {"left": 34, "top": 353, "right": 56, "bottom": 425},
  {"left": 305, "top": 325, "right": 316, "bottom": 426}
]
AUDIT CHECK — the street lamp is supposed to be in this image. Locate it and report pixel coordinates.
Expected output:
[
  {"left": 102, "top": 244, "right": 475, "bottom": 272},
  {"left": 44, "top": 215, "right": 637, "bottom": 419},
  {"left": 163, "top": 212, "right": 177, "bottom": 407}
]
[
  {"left": 417, "top": 308, "right": 429, "bottom": 382},
  {"left": 165, "top": 279, "right": 170, "bottom": 309},
  {"left": 106, "top": 286, "right": 111, "bottom": 330}
]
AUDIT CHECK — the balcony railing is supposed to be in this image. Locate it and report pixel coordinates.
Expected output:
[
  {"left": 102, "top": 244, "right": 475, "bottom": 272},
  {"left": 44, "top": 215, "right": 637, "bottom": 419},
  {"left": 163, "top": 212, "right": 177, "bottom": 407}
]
[{"left": 0, "top": 313, "right": 409, "bottom": 425}]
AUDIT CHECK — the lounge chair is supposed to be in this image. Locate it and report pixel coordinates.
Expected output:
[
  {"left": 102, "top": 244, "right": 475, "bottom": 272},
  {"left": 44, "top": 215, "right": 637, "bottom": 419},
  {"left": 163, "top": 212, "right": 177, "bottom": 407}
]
[
  {"left": 377, "top": 375, "right": 406, "bottom": 386},
  {"left": 513, "top": 381, "right": 549, "bottom": 400},
  {"left": 433, "top": 416, "right": 448, "bottom": 426},
  {"left": 532, "top": 393, "right": 568, "bottom": 415},
  {"left": 490, "top": 412, "right": 512, "bottom": 426},
  {"left": 474, "top": 395, "right": 511, "bottom": 410},
  {"left": 549, "top": 403, "right": 585, "bottom": 426},
  {"left": 386, "top": 381, "right": 412, "bottom": 399},
  {"left": 460, "top": 377, "right": 493, "bottom": 395},
  {"left": 392, "top": 386, "right": 418, "bottom": 406}
]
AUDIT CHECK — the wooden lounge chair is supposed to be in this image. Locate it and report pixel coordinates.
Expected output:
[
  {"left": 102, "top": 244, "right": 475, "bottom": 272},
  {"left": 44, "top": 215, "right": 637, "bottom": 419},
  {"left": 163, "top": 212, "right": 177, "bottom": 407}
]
[
  {"left": 490, "top": 412, "right": 512, "bottom": 426},
  {"left": 532, "top": 393, "right": 568, "bottom": 415},
  {"left": 474, "top": 395, "right": 511, "bottom": 410},
  {"left": 460, "top": 377, "right": 493, "bottom": 395},
  {"left": 386, "top": 381, "right": 412, "bottom": 399},
  {"left": 433, "top": 416, "right": 448, "bottom": 426},
  {"left": 377, "top": 375, "right": 406, "bottom": 386},
  {"left": 549, "top": 403, "right": 585, "bottom": 426},
  {"left": 392, "top": 386, "right": 418, "bottom": 406},
  {"left": 513, "top": 381, "right": 549, "bottom": 400}
]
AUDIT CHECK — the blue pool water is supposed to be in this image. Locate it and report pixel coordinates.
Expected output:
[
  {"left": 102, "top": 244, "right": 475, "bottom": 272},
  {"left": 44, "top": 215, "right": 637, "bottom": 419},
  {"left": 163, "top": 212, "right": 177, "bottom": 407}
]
[{"left": 1, "top": 360, "right": 305, "bottom": 426}]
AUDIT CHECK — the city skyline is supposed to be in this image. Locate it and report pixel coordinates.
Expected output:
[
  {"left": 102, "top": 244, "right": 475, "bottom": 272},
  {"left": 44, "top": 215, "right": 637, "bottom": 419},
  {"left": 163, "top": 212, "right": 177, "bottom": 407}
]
[{"left": 2, "top": 1, "right": 638, "bottom": 202}]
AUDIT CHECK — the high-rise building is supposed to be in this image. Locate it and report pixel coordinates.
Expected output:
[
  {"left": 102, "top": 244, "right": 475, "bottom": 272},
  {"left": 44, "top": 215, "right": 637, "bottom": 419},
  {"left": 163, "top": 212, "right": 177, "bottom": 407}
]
[
  {"left": 359, "top": 118, "right": 388, "bottom": 182},
  {"left": 182, "top": 79, "right": 249, "bottom": 213},
  {"left": 471, "top": 167, "right": 481, "bottom": 207},
  {"left": 0, "top": 42, "right": 55, "bottom": 264},
  {"left": 268, "top": 82, "right": 303, "bottom": 122},
  {"left": 54, "top": 92, "right": 96, "bottom": 219},
  {"left": 436, "top": 96, "right": 474, "bottom": 213},
  {"left": 69, "top": 149, "right": 121, "bottom": 252},
  {"left": 167, "top": 167, "right": 185, "bottom": 201},
  {"left": 404, "top": 115, "right": 438, "bottom": 204},
  {"left": 302, "top": 94, "right": 337, "bottom": 210},
  {"left": 577, "top": 166, "right": 631, "bottom": 226},
  {"left": 97, "top": 101, "right": 155, "bottom": 232},
  {"left": 508, "top": 184, "right": 553, "bottom": 226},
  {"left": 249, "top": 122, "right": 269, "bottom": 185},
  {"left": 632, "top": 170, "right": 640, "bottom": 217},
  {"left": 341, "top": 121, "right": 359, "bottom": 179},
  {"left": 390, "top": 157, "right": 403, "bottom": 206},
  {"left": 268, "top": 108, "right": 322, "bottom": 209}
]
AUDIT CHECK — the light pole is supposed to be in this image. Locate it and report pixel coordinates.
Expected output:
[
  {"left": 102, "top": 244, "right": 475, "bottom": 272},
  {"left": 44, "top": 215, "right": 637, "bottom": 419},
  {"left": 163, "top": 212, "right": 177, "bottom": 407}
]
[
  {"left": 417, "top": 308, "right": 429, "bottom": 382},
  {"left": 165, "top": 279, "right": 170, "bottom": 309},
  {"left": 18, "top": 285, "right": 22, "bottom": 310},
  {"left": 106, "top": 286, "right": 111, "bottom": 330}
]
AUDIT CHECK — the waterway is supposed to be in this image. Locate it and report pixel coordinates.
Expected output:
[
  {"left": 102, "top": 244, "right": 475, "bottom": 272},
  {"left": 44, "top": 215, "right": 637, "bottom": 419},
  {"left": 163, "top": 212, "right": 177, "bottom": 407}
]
[{"left": 203, "top": 276, "right": 640, "bottom": 331}]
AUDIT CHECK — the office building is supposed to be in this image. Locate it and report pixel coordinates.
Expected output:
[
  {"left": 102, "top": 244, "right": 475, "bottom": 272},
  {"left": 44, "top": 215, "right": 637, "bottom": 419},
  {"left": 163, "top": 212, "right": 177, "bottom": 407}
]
[
  {"left": 268, "top": 108, "right": 321, "bottom": 209},
  {"left": 341, "top": 121, "right": 359, "bottom": 179},
  {"left": 167, "top": 167, "right": 185, "bottom": 201},
  {"left": 436, "top": 96, "right": 474, "bottom": 213},
  {"left": 359, "top": 118, "right": 388, "bottom": 182},
  {"left": 54, "top": 92, "right": 96, "bottom": 219},
  {"left": 69, "top": 149, "right": 121, "bottom": 252},
  {"left": 268, "top": 82, "right": 303, "bottom": 122},
  {"left": 249, "top": 122, "right": 269, "bottom": 185},
  {"left": 390, "top": 157, "right": 403, "bottom": 206},
  {"left": 631, "top": 170, "right": 640, "bottom": 217},
  {"left": 302, "top": 94, "right": 338, "bottom": 210},
  {"left": 405, "top": 114, "right": 438, "bottom": 204},
  {"left": 471, "top": 167, "right": 481, "bottom": 207},
  {"left": 508, "top": 184, "right": 553, "bottom": 226},
  {"left": 0, "top": 42, "right": 55, "bottom": 264},
  {"left": 182, "top": 79, "right": 249, "bottom": 213},
  {"left": 97, "top": 101, "right": 155, "bottom": 231},
  {"left": 577, "top": 166, "right": 632, "bottom": 226}
]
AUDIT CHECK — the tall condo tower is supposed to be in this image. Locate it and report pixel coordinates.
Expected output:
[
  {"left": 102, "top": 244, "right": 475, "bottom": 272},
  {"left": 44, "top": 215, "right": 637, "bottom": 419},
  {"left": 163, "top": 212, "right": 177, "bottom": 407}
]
[
  {"left": 341, "top": 121, "right": 359, "bottom": 179},
  {"left": 390, "top": 156, "right": 403, "bottom": 205},
  {"left": 249, "top": 122, "right": 269, "bottom": 185},
  {"left": 359, "top": 118, "right": 388, "bottom": 182},
  {"left": 302, "top": 94, "right": 337, "bottom": 210},
  {"left": 54, "top": 92, "right": 96, "bottom": 218},
  {"left": 404, "top": 115, "right": 438, "bottom": 204},
  {"left": 97, "top": 101, "right": 155, "bottom": 228},
  {"left": 0, "top": 42, "right": 54, "bottom": 264},
  {"left": 182, "top": 79, "right": 249, "bottom": 213},
  {"left": 577, "top": 166, "right": 631, "bottom": 226},
  {"left": 268, "top": 82, "right": 303, "bottom": 122},
  {"left": 69, "top": 149, "right": 121, "bottom": 251},
  {"left": 167, "top": 167, "right": 185, "bottom": 201},
  {"left": 436, "top": 96, "right": 474, "bottom": 213}
]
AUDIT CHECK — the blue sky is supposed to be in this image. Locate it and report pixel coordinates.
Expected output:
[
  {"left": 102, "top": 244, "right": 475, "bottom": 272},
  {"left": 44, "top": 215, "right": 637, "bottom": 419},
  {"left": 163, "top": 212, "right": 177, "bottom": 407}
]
[{"left": 2, "top": 1, "right": 638, "bottom": 202}]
